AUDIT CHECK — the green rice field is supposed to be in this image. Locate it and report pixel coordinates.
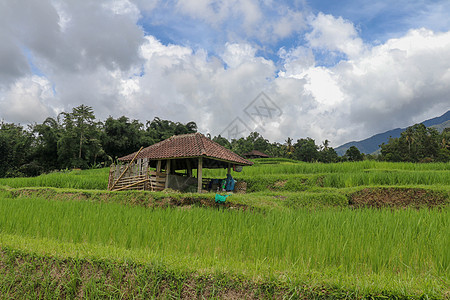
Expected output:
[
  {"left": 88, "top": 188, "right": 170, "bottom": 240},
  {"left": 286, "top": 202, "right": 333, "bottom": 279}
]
[{"left": 0, "top": 159, "right": 449, "bottom": 299}]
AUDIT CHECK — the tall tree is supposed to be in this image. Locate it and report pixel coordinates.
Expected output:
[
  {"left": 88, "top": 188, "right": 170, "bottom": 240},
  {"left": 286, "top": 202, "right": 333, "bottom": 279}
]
[
  {"left": 381, "top": 123, "right": 442, "bottom": 162},
  {"left": 72, "top": 104, "right": 96, "bottom": 159},
  {"left": 212, "top": 134, "right": 232, "bottom": 149},
  {"left": 285, "top": 137, "right": 294, "bottom": 158},
  {"left": 57, "top": 105, "right": 102, "bottom": 168},
  {"left": 102, "top": 116, "right": 145, "bottom": 160},
  {"left": 32, "top": 117, "right": 61, "bottom": 170},
  {"left": 0, "top": 122, "right": 34, "bottom": 176},
  {"left": 293, "top": 138, "right": 319, "bottom": 162},
  {"left": 345, "top": 146, "right": 363, "bottom": 161},
  {"left": 145, "top": 117, "right": 197, "bottom": 143},
  {"left": 319, "top": 140, "right": 339, "bottom": 163}
]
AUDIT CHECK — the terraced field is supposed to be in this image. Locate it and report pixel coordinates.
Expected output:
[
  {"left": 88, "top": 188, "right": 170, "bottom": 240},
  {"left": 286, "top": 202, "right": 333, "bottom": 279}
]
[{"left": 0, "top": 159, "right": 448, "bottom": 299}]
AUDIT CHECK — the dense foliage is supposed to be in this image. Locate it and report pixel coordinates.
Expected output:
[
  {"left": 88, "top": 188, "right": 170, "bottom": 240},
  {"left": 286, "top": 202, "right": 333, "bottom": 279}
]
[
  {"left": 1, "top": 105, "right": 449, "bottom": 178},
  {"left": 380, "top": 124, "right": 450, "bottom": 162},
  {"left": 0, "top": 105, "right": 197, "bottom": 177}
]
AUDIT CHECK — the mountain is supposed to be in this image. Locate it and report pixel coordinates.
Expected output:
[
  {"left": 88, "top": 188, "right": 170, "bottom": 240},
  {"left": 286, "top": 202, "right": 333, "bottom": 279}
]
[
  {"left": 430, "top": 120, "right": 450, "bottom": 132},
  {"left": 335, "top": 110, "right": 450, "bottom": 156}
]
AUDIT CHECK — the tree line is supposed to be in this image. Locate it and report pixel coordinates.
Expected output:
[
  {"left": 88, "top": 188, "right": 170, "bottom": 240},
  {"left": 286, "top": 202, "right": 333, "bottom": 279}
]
[
  {"left": 1, "top": 105, "right": 448, "bottom": 177},
  {"left": 380, "top": 123, "right": 450, "bottom": 162},
  {"left": 0, "top": 105, "right": 197, "bottom": 177}
]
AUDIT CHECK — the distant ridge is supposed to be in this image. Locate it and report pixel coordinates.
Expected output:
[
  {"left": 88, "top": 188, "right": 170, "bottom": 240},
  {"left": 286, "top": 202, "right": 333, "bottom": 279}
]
[{"left": 335, "top": 110, "right": 450, "bottom": 156}]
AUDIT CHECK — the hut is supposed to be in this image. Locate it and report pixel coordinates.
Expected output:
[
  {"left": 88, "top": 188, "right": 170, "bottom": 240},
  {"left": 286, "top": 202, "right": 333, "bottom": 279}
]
[
  {"left": 108, "top": 133, "right": 253, "bottom": 193},
  {"left": 242, "top": 150, "right": 270, "bottom": 159}
]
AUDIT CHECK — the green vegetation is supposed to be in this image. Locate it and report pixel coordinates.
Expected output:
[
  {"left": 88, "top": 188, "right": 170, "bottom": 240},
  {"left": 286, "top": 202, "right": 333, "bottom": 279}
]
[
  {"left": 0, "top": 105, "right": 198, "bottom": 177},
  {"left": 0, "top": 194, "right": 448, "bottom": 298},
  {"left": 206, "top": 160, "right": 450, "bottom": 193},
  {"left": 0, "top": 168, "right": 109, "bottom": 190},
  {"left": 381, "top": 124, "right": 450, "bottom": 162},
  {"left": 0, "top": 159, "right": 448, "bottom": 299},
  {"left": 3, "top": 104, "right": 448, "bottom": 179}
]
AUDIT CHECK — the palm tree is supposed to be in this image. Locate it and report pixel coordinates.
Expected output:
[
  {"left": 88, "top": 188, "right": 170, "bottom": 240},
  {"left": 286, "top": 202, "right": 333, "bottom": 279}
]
[
  {"left": 72, "top": 104, "right": 95, "bottom": 159},
  {"left": 285, "top": 137, "right": 294, "bottom": 157}
]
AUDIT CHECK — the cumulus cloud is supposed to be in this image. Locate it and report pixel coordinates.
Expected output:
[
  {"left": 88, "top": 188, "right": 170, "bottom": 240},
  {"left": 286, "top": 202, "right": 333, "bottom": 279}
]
[
  {"left": 158, "top": 0, "right": 307, "bottom": 43},
  {"left": 0, "top": 0, "right": 145, "bottom": 121},
  {"left": 336, "top": 29, "right": 450, "bottom": 134},
  {"left": 306, "top": 13, "right": 365, "bottom": 59},
  {"left": 126, "top": 37, "right": 276, "bottom": 133},
  {"left": 0, "top": 32, "right": 30, "bottom": 86},
  {"left": 0, "top": 76, "right": 54, "bottom": 124},
  {"left": 0, "top": 1, "right": 449, "bottom": 149}
]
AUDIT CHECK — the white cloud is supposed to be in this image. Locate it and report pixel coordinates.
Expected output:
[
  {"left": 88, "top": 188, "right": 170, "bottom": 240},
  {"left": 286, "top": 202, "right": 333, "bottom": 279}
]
[
  {"left": 335, "top": 28, "right": 450, "bottom": 135},
  {"left": 173, "top": 0, "right": 307, "bottom": 42},
  {"left": 0, "top": 1, "right": 449, "bottom": 149},
  {"left": 0, "top": 76, "right": 54, "bottom": 124},
  {"left": 306, "top": 13, "right": 365, "bottom": 59},
  {"left": 221, "top": 43, "right": 258, "bottom": 68}
]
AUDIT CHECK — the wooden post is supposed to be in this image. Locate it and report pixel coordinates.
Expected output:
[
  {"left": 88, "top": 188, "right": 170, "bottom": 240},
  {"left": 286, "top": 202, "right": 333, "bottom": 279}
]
[
  {"left": 227, "top": 163, "right": 231, "bottom": 175},
  {"left": 156, "top": 160, "right": 162, "bottom": 172},
  {"left": 186, "top": 159, "right": 192, "bottom": 177},
  {"left": 197, "top": 157, "right": 203, "bottom": 193},
  {"left": 165, "top": 159, "right": 171, "bottom": 189},
  {"left": 143, "top": 158, "right": 149, "bottom": 190}
]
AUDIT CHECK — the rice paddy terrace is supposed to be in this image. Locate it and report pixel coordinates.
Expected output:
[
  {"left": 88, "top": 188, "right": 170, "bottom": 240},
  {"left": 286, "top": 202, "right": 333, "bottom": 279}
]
[{"left": 0, "top": 159, "right": 448, "bottom": 299}]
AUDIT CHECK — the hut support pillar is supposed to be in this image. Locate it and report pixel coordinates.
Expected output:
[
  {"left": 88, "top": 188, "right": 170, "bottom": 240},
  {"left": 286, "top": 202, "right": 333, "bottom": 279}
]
[
  {"left": 186, "top": 159, "right": 192, "bottom": 177},
  {"left": 156, "top": 160, "right": 162, "bottom": 172},
  {"left": 227, "top": 163, "right": 231, "bottom": 176},
  {"left": 165, "top": 159, "right": 171, "bottom": 189},
  {"left": 197, "top": 157, "right": 203, "bottom": 193}
]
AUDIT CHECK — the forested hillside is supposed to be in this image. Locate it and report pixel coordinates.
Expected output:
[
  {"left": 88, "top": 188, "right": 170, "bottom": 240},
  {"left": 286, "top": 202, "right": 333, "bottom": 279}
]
[{"left": 335, "top": 110, "right": 450, "bottom": 155}]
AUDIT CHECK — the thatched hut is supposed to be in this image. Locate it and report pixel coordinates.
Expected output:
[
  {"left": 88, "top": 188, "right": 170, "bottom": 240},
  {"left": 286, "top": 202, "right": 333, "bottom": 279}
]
[
  {"left": 242, "top": 150, "right": 270, "bottom": 159},
  {"left": 108, "top": 133, "right": 253, "bottom": 193}
]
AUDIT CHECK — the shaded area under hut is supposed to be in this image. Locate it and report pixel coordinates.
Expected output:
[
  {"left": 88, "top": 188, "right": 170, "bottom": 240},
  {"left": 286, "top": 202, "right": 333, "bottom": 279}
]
[{"left": 108, "top": 133, "right": 253, "bottom": 193}]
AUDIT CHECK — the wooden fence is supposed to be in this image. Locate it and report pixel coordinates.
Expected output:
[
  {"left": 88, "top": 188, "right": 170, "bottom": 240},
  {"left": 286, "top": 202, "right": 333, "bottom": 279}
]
[{"left": 108, "top": 158, "right": 166, "bottom": 192}]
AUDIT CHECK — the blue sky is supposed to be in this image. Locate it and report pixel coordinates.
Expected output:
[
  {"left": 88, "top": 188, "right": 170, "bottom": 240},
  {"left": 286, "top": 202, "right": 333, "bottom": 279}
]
[
  {"left": 1, "top": 0, "right": 450, "bottom": 146},
  {"left": 137, "top": 0, "right": 450, "bottom": 66}
]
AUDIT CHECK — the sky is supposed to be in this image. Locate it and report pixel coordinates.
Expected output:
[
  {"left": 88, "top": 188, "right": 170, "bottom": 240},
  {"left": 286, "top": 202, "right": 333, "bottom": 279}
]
[{"left": 1, "top": 0, "right": 450, "bottom": 146}]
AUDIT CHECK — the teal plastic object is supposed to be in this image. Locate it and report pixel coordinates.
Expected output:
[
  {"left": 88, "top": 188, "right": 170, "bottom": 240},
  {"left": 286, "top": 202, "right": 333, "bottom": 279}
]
[{"left": 215, "top": 194, "right": 231, "bottom": 203}]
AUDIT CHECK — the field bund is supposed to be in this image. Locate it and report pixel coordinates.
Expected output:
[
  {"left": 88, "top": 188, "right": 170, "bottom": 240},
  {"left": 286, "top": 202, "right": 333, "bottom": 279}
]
[{"left": 0, "top": 160, "right": 449, "bottom": 299}]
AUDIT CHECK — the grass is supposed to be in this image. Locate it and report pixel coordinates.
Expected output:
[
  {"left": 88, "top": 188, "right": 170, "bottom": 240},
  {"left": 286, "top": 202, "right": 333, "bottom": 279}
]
[
  {"left": 0, "top": 194, "right": 448, "bottom": 298},
  {"left": 206, "top": 159, "right": 450, "bottom": 176},
  {"left": 1, "top": 160, "right": 449, "bottom": 192},
  {"left": 0, "top": 247, "right": 282, "bottom": 299},
  {"left": 0, "top": 168, "right": 109, "bottom": 190},
  {"left": 0, "top": 159, "right": 449, "bottom": 298}
]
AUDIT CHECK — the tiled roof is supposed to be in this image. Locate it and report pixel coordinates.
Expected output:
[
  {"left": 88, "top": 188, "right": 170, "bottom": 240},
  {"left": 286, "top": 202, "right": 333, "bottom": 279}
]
[
  {"left": 242, "top": 150, "right": 270, "bottom": 157},
  {"left": 119, "top": 133, "right": 253, "bottom": 166}
]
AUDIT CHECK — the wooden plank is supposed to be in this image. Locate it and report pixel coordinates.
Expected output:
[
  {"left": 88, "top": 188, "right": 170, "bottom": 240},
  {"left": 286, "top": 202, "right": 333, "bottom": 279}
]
[
  {"left": 156, "top": 160, "right": 162, "bottom": 172},
  {"left": 111, "top": 179, "right": 149, "bottom": 191},
  {"left": 115, "top": 176, "right": 147, "bottom": 182},
  {"left": 149, "top": 170, "right": 167, "bottom": 176},
  {"left": 110, "top": 147, "right": 144, "bottom": 191},
  {"left": 165, "top": 159, "right": 171, "bottom": 189},
  {"left": 151, "top": 177, "right": 166, "bottom": 183},
  {"left": 197, "top": 157, "right": 203, "bottom": 193},
  {"left": 117, "top": 176, "right": 146, "bottom": 182},
  {"left": 149, "top": 182, "right": 165, "bottom": 188}
]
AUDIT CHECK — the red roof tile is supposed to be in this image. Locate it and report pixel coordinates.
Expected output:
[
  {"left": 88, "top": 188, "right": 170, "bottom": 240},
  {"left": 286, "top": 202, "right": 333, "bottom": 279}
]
[{"left": 119, "top": 133, "right": 253, "bottom": 166}]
